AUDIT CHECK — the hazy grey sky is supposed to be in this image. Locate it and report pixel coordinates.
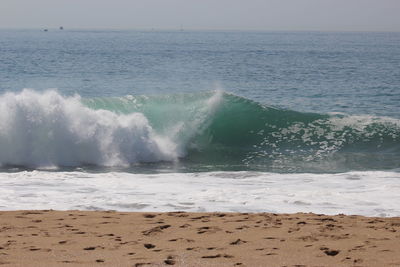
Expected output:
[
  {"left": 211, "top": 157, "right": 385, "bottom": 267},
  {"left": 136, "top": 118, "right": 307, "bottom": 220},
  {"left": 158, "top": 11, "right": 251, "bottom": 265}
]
[{"left": 1, "top": 0, "right": 399, "bottom": 31}]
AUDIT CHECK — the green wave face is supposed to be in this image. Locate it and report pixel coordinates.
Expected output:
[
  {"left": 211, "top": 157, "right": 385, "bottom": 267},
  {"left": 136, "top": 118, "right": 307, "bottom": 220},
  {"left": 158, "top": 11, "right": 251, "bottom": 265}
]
[{"left": 84, "top": 91, "right": 400, "bottom": 172}]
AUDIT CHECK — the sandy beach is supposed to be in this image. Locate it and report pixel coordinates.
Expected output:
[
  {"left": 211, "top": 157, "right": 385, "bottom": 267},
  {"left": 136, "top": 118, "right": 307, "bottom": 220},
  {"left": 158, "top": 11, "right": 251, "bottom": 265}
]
[{"left": 0, "top": 211, "right": 399, "bottom": 266}]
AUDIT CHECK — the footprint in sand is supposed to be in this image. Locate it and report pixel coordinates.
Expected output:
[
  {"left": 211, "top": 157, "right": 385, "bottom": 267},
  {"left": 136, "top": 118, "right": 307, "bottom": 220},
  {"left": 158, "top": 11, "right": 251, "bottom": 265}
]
[
  {"left": 83, "top": 246, "right": 97, "bottom": 250},
  {"left": 61, "top": 260, "right": 77, "bottom": 263},
  {"left": 320, "top": 246, "right": 340, "bottom": 256},
  {"left": 164, "top": 259, "right": 176, "bottom": 265},
  {"left": 202, "top": 254, "right": 234, "bottom": 259},
  {"left": 230, "top": 239, "right": 247, "bottom": 245},
  {"left": 197, "top": 226, "right": 221, "bottom": 234},
  {"left": 186, "top": 247, "right": 201, "bottom": 251},
  {"left": 264, "top": 252, "right": 278, "bottom": 256},
  {"left": 142, "top": 225, "right": 171, "bottom": 236},
  {"left": 191, "top": 215, "right": 210, "bottom": 220},
  {"left": 144, "top": 243, "right": 156, "bottom": 249},
  {"left": 164, "top": 255, "right": 176, "bottom": 265}
]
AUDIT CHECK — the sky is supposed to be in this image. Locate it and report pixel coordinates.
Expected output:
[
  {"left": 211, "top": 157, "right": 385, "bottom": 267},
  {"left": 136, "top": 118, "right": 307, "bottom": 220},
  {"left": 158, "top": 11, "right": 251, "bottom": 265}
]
[{"left": 0, "top": 0, "right": 399, "bottom": 32}]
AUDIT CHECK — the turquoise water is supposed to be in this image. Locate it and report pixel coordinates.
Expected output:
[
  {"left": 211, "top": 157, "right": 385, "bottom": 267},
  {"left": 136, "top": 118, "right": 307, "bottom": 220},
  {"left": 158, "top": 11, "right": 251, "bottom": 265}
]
[{"left": 0, "top": 29, "right": 399, "bottom": 173}]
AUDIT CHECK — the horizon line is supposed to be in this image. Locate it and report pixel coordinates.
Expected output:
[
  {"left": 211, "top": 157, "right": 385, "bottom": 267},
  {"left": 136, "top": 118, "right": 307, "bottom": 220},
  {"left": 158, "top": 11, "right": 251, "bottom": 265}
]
[{"left": 0, "top": 26, "right": 399, "bottom": 34}]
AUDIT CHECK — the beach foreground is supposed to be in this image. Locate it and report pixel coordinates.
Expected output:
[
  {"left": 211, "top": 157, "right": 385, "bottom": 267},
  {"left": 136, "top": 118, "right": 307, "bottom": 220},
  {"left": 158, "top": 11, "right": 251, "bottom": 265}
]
[{"left": 0, "top": 211, "right": 399, "bottom": 266}]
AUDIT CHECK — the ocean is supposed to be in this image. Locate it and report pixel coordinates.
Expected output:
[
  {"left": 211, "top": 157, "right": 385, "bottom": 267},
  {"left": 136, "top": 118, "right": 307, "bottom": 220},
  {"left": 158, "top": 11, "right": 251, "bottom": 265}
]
[{"left": 0, "top": 29, "right": 399, "bottom": 216}]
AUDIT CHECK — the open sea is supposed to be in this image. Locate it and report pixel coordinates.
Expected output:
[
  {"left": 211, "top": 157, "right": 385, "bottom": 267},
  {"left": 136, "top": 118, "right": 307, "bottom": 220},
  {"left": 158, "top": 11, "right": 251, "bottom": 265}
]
[{"left": 0, "top": 29, "right": 399, "bottom": 216}]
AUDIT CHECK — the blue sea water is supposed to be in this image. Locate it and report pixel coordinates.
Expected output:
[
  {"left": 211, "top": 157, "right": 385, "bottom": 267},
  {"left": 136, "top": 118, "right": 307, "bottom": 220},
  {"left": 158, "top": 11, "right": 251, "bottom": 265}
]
[
  {"left": 0, "top": 29, "right": 399, "bottom": 215},
  {"left": 1, "top": 30, "right": 399, "bottom": 117}
]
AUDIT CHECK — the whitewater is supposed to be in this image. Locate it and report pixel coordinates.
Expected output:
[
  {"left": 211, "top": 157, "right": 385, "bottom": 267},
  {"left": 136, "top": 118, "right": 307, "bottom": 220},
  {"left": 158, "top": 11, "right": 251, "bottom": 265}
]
[
  {"left": 0, "top": 89, "right": 178, "bottom": 167},
  {"left": 0, "top": 170, "right": 399, "bottom": 217}
]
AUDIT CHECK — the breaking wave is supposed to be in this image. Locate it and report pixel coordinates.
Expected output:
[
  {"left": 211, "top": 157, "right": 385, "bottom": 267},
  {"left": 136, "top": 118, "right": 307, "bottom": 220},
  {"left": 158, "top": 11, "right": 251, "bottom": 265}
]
[{"left": 0, "top": 89, "right": 399, "bottom": 171}]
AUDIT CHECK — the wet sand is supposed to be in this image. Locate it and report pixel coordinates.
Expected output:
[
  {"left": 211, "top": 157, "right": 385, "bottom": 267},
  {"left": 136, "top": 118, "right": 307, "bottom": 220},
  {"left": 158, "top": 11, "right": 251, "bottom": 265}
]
[{"left": 0, "top": 210, "right": 399, "bottom": 266}]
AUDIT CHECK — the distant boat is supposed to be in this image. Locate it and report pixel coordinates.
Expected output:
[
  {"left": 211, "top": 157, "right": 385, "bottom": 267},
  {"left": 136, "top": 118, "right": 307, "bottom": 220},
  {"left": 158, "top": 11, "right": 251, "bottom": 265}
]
[
  {"left": 59, "top": 26, "right": 64, "bottom": 30},
  {"left": 44, "top": 29, "right": 48, "bottom": 32}
]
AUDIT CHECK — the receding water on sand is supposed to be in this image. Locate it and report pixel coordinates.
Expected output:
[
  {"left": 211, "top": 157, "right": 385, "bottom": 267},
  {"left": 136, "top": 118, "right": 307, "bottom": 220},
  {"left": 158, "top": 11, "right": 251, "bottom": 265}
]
[{"left": 0, "top": 170, "right": 399, "bottom": 216}]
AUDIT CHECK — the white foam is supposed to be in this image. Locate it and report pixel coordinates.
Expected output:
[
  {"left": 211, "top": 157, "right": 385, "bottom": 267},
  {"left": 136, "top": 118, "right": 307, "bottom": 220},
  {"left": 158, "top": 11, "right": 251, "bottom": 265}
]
[
  {"left": 0, "top": 89, "right": 178, "bottom": 167},
  {"left": 0, "top": 170, "right": 399, "bottom": 217}
]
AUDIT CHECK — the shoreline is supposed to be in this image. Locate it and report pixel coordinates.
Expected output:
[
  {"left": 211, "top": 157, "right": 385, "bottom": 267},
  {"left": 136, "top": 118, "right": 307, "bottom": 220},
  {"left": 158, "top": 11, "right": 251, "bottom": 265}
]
[{"left": 0, "top": 211, "right": 399, "bottom": 266}]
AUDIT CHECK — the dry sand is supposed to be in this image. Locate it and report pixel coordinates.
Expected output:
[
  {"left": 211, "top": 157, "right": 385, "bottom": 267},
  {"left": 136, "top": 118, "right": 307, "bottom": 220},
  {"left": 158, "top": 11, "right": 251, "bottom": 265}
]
[{"left": 0, "top": 210, "right": 399, "bottom": 266}]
